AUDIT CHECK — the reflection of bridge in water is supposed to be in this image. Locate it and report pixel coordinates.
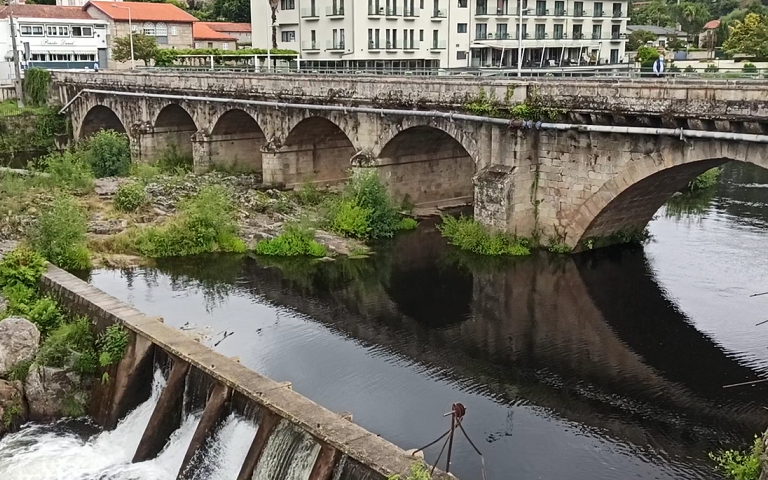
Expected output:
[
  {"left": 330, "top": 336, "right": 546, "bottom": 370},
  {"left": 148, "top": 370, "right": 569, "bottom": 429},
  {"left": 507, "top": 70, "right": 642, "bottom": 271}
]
[{"left": 152, "top": 224, "right": 768, "bottom": 458}]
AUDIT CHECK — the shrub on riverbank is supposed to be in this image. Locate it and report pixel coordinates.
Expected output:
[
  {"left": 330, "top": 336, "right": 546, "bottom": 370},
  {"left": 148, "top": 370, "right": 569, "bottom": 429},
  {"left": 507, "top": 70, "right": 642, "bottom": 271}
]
[
  {"left": 710, "top": 436, "right": 762, "bottom": 480},
  {"left": 438, "top": 215, "right": 531, "bottom": 256},
  {"left": 29, "top": 195, "right": 91, "bottom": 270},
  {"left": 255, "top": 224, "right": 327, "bottom": 257},
  {"left": 113, "top": 182, "right": 147, "bottom": 212},
  {"left": 133, "top": 185, "right": 246, "bottom": 257},
  {"left": 81, "top": 130, "right": 131, "bottom": 178},
  {"left": 40, "top": 151, "right": 95, "bottom": 194},
  {"left": 686, "top": 168, "right": 722, "bottom": 193},
  {"left": 325, "top": 169, "right": 405, "bottom": 240}
]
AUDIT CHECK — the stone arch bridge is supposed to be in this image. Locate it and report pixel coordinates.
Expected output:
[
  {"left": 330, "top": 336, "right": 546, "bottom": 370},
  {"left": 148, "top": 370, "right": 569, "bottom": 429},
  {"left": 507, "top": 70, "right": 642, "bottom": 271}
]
[{"left": 54, "top": 71, "right": 768, "bottom": 250}]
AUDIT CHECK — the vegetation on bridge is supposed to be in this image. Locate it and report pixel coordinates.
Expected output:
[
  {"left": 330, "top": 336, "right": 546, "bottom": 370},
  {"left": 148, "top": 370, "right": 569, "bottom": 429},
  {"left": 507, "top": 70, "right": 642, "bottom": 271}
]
[{"left": 462, "top": 87, "right": 562, "bottom": 122}]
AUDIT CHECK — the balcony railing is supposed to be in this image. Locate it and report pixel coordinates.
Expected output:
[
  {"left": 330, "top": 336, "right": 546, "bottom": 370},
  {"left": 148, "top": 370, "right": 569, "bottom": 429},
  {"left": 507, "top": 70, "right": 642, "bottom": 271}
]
[
  {"left": 476, "top": 6, "right": 488, "bottom": 14},
  {"left": 432, "top": 9, "right": 447, "bottom": 18},
  {"left": 326, "top": 5, "right": 345, "bottom": 16},
  {"left": 591, "top": 32, "right": 602, "bottom": 39},
  {"left": 573, "top": 8, "right": 585, "bottom": 16},
  {"left": 403, "top": 40, "right": 419, "bottom": 49},
  {"left": 534, "top": 31, "right": 548, "bottom": 39},
  {"left": 430, "top": 40, "right": 447, "bottom": 49},
  {"left": 494, "top": 5, "right": 510, "bottom": 15},
  {"left": 302, "top": 40, "right": 319, "bottom": 50},
  {"left": 593, "top": 10, "right": 604, "bottom": 17},
  {"left": 572, "top": 32, "right": 585, "bottom": 39},
  {"left": 368, "top": 6, "right": 385, "bottom": 15},
  {"left": 535, "top": 8, "right": 549, "bottom": 16},
  {"left": 386, "top": 41, "right": 399, "bottom": 49},
  {"left": 386, "top": 5, "right": 400, "bottom": 15},
  {"left": 553, "top": 32, "right": 565, "bottom": 39},
  {"left": 612, "top": 10, "right": 622, "bottom": 17},
  {"left": 554, "top": 8, "right": 566, "bottom": 16},
  {"left": 368, "top": 40, "right": 382, "bottom": 49},
  {"left": 404, "top": 7, "right": 418, "bottom": 17},
  {"left": 300, "top": 7, "right": 319, "bottom": 18},
  {"left": 326, "top": 40, "right": 345, "bottom": 50},
  {"left": 610, "top": 32, "right": 627, "bottom": 40},
  {"left": 476, "top": 32, "right": 515, "bottom": 40}
]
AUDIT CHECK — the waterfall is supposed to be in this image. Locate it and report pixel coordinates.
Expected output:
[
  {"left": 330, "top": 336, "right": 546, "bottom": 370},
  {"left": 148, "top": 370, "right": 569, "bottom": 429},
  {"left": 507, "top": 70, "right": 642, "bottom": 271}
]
[
  {"left": 253, "top": 419, "right": 322, "bottom": 480},
  {"left": 0, "top": 370, "right": 260, "bottom": 480}
]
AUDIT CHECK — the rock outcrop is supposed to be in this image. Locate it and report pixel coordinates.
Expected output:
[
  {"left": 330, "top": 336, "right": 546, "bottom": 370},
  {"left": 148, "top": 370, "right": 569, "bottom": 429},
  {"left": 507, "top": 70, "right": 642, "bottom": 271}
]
[
  {"left": 0, "top": 379, "right": 26, "bottom": 437},
  {"left": 0, "top": 317, "right": 41, "bottom": 376},
  {"left": 24, "top": 366, "right": 89, "bottom": 421}
]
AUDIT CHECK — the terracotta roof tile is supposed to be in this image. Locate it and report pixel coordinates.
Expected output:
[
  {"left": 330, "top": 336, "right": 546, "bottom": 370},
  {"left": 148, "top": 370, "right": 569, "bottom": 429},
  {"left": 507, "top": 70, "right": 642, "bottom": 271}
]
[
  {"left": 203, "top": 22, "right": 251, "bottom": 33},
  {"left": 193, "top": 22, "right": 236, "bottom": 41},
  {"left": 85, "top": 1, "right": 198, "bottom": 23},
  {"left": 0, "top": 5, "right": 93, "bottom": 20}
]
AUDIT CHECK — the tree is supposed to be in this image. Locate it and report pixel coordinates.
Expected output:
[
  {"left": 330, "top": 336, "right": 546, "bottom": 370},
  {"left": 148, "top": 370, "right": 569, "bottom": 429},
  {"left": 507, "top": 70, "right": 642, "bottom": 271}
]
[
  {"left": 636, "top": 45, "right": 660, "bottom": 64},
  {"left": 667, "top": 36, "right": 687, "bottom": 51},
  {"left": 211, "top": 0, "right": 250, "bottom": 23},
  {"left": 671, "top": 2, "right": 711, "bottom": 37},
  {"left": 628, "top": 29, "right": 657, "bottom": 50},
  {"left": 631, "top": 0, "right": 675, "bottom": 27},
  {"left": 269, "top": 0, "right": 279, "bottom": 50},
  {"left": 723, "top": 13, "right": 768, "bottom": 58},
  {"left": 112, "top": 34, "right": 158, "bottom": 66}
]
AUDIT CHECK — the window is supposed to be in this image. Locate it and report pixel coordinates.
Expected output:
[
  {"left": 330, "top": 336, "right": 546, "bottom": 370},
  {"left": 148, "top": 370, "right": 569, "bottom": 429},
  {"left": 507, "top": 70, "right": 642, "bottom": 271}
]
[
  {"left": 554, "top": 24, "right": 563, "bottom": 39},
  {"left": 554, "top": 0, "right": 564, "bottom": 15},
  {"left": 496, "top": 23, "right": 507, "bottom": 38},
  {"left": 170, "top": 25, "right": 178, "bottom": 35},
  {"left": 592, "top": 24, "right": 601, "bottom": 39},
  {"left": 281, "top": 0, "right": 295, "bottom": 9},
  {"left": 194, "top": 42, "right": 200, "bottom": 48},
  {"left": 47, "top": 25, "right": 67, "bottom": 36},
  {"left": 207, "top": 42, "right": 214, "bottom": 48},
  {"left": 51, "top": 53, "right": 71, "bottom": 61},
  {"left": 75, "top": 53, "right": 95, "bottom": 61},
  {"left": 71, "top": 26, "right": 93, "bottom": 37},
  {"left": 610, "top": 48, "right": 619, "bottom": 63},
  {"left": 222, "top": 42, "right": 230, "bottom": 50},
  {"left": 143, "top": 22, "right": 155, "bottom": 35},
  {"left": 420, "top": 0, "right": 424, "bottom": 8},
  {"left": 419, "top": 29, "right": 424, "bottom": 41},
  {"left": 20, "top": 25, "right": 32, "bottom": 35},
  {"left": 475, "top": 23, "right": 487, "bottom": 39},
  {"left": 572, "top": 24, "right": 582, "bottom": 38},
  {"left": 131, "top": 23, "right": 138, "bottom": 32},
  {"left": 30, "top": 53, "right": 47, "bottom": 61},
  {"left": 573, "top": 1, "right": 583, "bottom": 15},
  {"left": 32, "top": 26, "right": 43, "bottom": 35},
  {"left": 535, "top": 0, "right": 545, "bottom": 15},
  {"left": 457, "top": 50, "right": 467, "bottom": 59},
  {"left": 534, "top": 23, "right": 545, "bottom": 39},
  {"left": 458, "top": 0, "right": 467, "bottom": 6},
  {"left": 594, "top": 2, "right": 603, "bottom": 15},
  {"left": 155, "top": 22, "right": 168, "bottom": 44},
  {"left": 457, "top": 23, "right": 467, "bottom": 33},
  {"left": 281, "top": 30, "right": 296, "bottom": 42}
]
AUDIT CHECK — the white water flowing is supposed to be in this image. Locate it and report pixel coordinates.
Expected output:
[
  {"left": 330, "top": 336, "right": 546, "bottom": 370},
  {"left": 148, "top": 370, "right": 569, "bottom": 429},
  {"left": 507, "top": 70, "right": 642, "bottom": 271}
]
[{"left": 0, "top": 370, "right": 259, "bottom": 480}]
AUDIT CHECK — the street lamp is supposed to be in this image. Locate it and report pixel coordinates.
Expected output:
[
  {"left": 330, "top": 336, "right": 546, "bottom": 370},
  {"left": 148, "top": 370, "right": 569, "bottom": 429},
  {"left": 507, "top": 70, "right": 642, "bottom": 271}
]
[{"left": 112, "top": 3, "right": 134, "bottom": 69}]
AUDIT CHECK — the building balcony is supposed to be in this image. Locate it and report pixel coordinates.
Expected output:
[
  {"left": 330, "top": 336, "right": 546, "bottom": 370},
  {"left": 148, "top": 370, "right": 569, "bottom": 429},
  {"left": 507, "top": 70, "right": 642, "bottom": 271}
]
[
  {"left": 300, "top": 8, "right": 319, "bottom": 19},
  {"left": 534, "top": 32, "right": 549, "bottom": 40},
  {"left": 610, "top": 32, "right": 627, "bottom": 41},
  {"left": 326, "top": 40, "right": 345, "bottom": 50},
  {"left": 404, "top": 7, "right": 419, "bottom": 18},
  {"left": 612, "top": 10, "right": 623, "bottom": 18},
  {"left": 368, "top": 40, "right": 382, "bottom": 50},
  {"left": 430, "top": 40, "right": 447, "bottom": 49},
  {"left": 403, "top": 41, "right": 419, "bottom": 50},
  {"left": 368, "top": 6, "right": 385, "bottom": 17},
  {"left": 475, "top": 32, "right": 516, "bottom": 40},
  {"left": 302, "top": 40, "right": 319, "bottom": 50},
  {"left": 326, "top": 5, "right": 345, "bottom": 17},
  {"left": 494, "top": 6, "right": 511, "bottom": 15},
  {"left": 593, "top": 11, "right": 605, "bottom": 19},
  {"left": 571, "top": 32, "right": 586, "bottom": 39},
  {"left": 386, "top": 5, "right": 400, "bottom": 17},
  {"left": 385, "top": 41, "right": 399, "bottom": 50},
  {"left": 554, "top": 8, "right": 566, "bottom": 16},
  {"left": 591, "top": 33, "right": 601, "bottom": 39},
  {"left": 475, "top": 6, "right": 489, "bottom": 16},
  {"left": 534, "top": 8, "right": 549, "bottom": 17},
  {"left": 572, "top": 9, "right": 586, "bottom": 17},
  {"left": 432, "top": 9, "right": 447, "bottom": 19}
]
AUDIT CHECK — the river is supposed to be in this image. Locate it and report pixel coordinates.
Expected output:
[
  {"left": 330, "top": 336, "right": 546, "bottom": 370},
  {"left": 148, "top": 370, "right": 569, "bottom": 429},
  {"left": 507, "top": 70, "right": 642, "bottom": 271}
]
[{"left": 2, "top": 162, "right": 768, "bottom": 480}]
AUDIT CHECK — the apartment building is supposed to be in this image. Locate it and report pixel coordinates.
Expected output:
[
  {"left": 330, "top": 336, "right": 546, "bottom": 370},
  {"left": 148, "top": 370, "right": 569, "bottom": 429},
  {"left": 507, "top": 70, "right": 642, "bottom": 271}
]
[{"left": 250, "top": 0, "right": 628, "bottom": 70}]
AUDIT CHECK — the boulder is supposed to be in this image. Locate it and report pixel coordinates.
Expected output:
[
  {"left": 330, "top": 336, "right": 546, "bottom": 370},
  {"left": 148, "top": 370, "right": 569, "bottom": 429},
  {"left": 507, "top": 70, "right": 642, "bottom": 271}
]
[
  {"left": 24, "top": 365, "right": 89, "bottom": 421},
  {"left": 0, "top": 317, "right": 41, "bottom": 376},
  {"left": 0, "top": 379, "right": 26, "bottom": 438}
]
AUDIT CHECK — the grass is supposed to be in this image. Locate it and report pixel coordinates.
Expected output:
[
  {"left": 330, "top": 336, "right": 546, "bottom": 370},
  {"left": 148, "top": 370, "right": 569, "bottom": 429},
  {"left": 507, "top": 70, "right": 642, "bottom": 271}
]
[
  {"left": 255, "top": 224, "right": 327, "bottom": 257},
  {"left": 29, "top": 194, "right": 91, "bottom": 270},
  {"left": 438, "top": 214, "right": 531, "bottom": 256},
  {"left": 0, "top": 99, "right": 49, "bottom": 117},
  {"left": 710, "top": 436, "right": 762, "bottom": 480}
]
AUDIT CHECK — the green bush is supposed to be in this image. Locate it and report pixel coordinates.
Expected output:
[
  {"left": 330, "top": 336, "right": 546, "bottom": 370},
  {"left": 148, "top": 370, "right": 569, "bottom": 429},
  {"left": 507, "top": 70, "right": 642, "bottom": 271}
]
[
  {"left": 438, "top": 215, "right": 530, "bottom": 256},
  {"left": 743, "top": 62, "right": 758, "bottom": 73},
  {"left": 0, "top": 246, "right": 46, "bottom": 289},
  {"left": 684, "top": 65, "right": 696, "bottom": 73},
  {"left": 96, "top": 324, "right": 129, "bottom": 367},
  {"left": 129, "top": 163, "right": 161, "bottom": 181},
  {"left": 36, "top": 316, "right": 97, "bottom": 374},
  {"left": 81, "top": 130, "right": 131, "bottom": 178},
  {"left": 41, "top": 151, "right": 95, "bottom": 194},
  {"left": 705, "top": 63, "right": 720, "bottom": 73},
  {"left": 255, "top": 224, "right": 327, "bottom": 257},
  {"left": 133, "top": 185, "right": 246, "bottom": 257},
  {"left": 155, "top": 143, "right": 192, "bottom": 173},
  {"left": 2, "top": 283, "right": 37, "bottom": 316},
  {"left": 29, "top": 195, "right": 91, "bottom": 270},
  {"left": 23, "top": 68, "right": 51, "bottom": 107},
  {"left": 26, "top": 296, "right": 63, "bottom": 336},
  {"left": 294, "top": 182, "right": 324, "bottom": 206},
  {"left": 397, "top": 217, "right": 418, "bottom": 231},
  {"left": 686, "top": 167, "right": 722, "bottom": 192},
  {"left": 113, "top": 182, "right": 147, "bottom": 212},
  {"left": 7, "top": 359, "right": 31, "bottom": 382},
  {"left": 326, "top": 168, "right": 402, "bottom": 240},
  {"left": 710, "top": 437, "right": 762, "bottom": 480}
]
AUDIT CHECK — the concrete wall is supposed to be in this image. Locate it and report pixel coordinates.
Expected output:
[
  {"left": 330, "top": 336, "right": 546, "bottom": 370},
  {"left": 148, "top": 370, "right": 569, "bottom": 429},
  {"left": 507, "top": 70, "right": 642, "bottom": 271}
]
[{"left": 39, "top": 263, "right": 451, "bottom": 480}]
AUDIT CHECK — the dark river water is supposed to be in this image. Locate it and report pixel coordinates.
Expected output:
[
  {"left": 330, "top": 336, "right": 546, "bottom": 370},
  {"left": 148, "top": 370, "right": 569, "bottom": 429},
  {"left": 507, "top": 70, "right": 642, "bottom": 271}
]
[{"left": 83, "top": 162, "right": 768, "bottom": 480}]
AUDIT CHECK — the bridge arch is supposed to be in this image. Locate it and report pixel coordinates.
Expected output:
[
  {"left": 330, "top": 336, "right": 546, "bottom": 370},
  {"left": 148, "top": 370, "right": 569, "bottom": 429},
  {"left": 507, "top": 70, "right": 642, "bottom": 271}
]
[
  {"left": 208, "top": 109, "right": 267, "bottom": 172},
  {"left": 281, "top": 116, "right": 357, "bottom": 186},
  {"left": 80, "top": 105, "right": 127, "bottom": 139},
  {"left": 152, "top": 103, "right": 197, "bottom": 163},
  {"left": 566, "top": 138, "right": 768, "bottom": 250},
  {"left": 376, "top": 125, "right": 476, "bottom": 207}
]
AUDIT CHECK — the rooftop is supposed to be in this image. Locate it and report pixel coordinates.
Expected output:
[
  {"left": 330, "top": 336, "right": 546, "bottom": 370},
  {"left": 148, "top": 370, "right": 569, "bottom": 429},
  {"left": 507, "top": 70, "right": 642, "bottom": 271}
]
[
  {"left": 84, "top": 1, "right": 198, "bottom": 22},
  {"left": 0, "top": 4, "right": 92, "bottom": 19},
  {"left": 202, "top": 22, "right": 251, "bottom": 33},
  {"left": 193, "top": 22, "right": 236, "bottom": 41},
  {"left": 703, "top": 19, "right": 721, "bottom": 30}
]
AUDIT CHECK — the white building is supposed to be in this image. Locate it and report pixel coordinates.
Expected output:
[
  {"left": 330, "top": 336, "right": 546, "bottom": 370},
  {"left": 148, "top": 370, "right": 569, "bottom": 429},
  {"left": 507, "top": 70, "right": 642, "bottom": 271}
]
[
  {"left": 0, "top": 5, "right": 108, "bottom": 84},
  {"left": 250, "top": 0, "right": 629, "bottom": 71}
]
